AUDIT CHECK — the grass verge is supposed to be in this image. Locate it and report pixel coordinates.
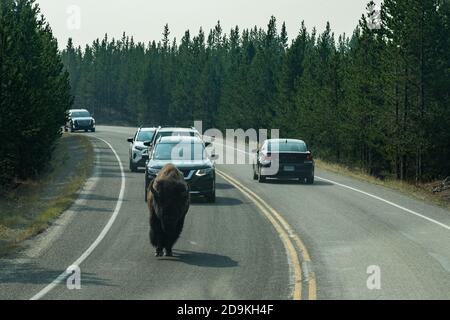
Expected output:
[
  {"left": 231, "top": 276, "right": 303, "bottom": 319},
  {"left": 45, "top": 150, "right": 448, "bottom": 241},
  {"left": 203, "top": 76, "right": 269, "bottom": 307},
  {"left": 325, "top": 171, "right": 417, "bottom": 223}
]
[
  {"left": 315, "top": 159, "right": 450, "bottom": 210},
  {"left": 0, "top": 134, "right": 94, "bottom": 257}
]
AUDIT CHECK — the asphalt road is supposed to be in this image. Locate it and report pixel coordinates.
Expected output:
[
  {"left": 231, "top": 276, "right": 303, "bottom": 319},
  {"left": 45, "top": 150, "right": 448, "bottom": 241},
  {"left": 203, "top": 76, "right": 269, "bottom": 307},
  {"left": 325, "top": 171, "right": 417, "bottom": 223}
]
[{"left": 0, "top": 125, "right": 449, "bottom": 300}]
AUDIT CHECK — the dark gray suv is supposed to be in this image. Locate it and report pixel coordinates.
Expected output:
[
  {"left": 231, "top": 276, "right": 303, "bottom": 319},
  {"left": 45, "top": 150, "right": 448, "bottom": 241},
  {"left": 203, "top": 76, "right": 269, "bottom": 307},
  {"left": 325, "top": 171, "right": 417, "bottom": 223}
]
[
  {"left": 65, "top": 109, "right": 96, "bottom": 132},
  {"left": 145, "top": 136, "right": 218, "bottom": 203}
]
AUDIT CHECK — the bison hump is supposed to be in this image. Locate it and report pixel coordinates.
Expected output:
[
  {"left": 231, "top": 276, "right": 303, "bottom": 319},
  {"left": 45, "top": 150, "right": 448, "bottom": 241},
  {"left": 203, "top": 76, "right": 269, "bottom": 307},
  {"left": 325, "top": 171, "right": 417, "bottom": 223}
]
[{"left": 157, "top": 164, "right": 184, "bottom": 180}]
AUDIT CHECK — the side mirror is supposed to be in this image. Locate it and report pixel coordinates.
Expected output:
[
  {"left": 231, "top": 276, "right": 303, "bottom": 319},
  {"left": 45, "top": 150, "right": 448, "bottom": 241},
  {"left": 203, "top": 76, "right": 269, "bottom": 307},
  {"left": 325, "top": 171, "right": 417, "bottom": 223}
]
[
  {"left": 127, "top": 138, "right": 134, "bottom": 143},
  {"left": 210, "top": 154, "right": 219, "bottom": 161},
  {"left": 205, "top": 142, "right": 212, "bottom": 148},
  {"left": 144, "top": 141, "right": 152, "bottom": 147}
]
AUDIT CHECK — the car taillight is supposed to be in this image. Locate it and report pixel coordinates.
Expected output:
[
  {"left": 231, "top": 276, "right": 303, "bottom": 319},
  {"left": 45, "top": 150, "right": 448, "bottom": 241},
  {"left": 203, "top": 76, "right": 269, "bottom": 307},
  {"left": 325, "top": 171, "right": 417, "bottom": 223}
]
[
  {"left": 306, "top": 153, "right": 313, "bottom": 161},
  {"left": 261, "top": 153, "right": 272, "bottom": 162}
]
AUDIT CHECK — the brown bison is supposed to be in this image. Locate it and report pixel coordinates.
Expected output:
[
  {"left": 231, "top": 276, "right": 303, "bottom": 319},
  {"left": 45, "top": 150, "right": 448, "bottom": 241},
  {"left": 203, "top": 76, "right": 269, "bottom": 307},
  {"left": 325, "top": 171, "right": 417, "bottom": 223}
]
[{"left": 147, "top": 164, "right": 190, "bottom": 257}]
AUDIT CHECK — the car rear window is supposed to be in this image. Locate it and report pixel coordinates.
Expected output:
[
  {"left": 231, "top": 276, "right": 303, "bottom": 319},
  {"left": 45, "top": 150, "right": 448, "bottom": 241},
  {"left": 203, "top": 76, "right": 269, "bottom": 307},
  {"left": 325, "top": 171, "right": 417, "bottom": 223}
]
[{"left": 268, "top": 141, "right": 307, "bottom": 152}]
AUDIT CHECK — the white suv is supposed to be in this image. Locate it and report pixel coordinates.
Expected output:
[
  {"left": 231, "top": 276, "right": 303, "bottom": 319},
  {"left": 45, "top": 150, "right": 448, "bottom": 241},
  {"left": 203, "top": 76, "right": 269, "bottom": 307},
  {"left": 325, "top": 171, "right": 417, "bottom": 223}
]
[
  {"left": 127, "top": 127, "right": 157, "bottom": 172},
  {"left": 146, "top": 127, "right": 202, "bottom": 151}
]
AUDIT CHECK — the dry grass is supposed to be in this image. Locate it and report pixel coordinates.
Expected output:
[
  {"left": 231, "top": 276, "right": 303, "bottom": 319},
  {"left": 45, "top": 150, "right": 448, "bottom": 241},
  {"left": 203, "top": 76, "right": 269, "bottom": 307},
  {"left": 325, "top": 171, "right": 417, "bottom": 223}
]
[
  {"left": 316, "top": 159, "right": 450, "bottom": 210},
  {"left": 0, "top": 134, "right": 94, "bottom": 257}
]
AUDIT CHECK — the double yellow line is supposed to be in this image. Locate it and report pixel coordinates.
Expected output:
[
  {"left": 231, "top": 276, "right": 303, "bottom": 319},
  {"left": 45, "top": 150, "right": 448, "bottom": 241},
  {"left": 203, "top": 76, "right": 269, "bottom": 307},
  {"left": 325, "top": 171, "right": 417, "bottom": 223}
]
[{"left": 216, "top": 170, "right": 317, "bottom": 300}]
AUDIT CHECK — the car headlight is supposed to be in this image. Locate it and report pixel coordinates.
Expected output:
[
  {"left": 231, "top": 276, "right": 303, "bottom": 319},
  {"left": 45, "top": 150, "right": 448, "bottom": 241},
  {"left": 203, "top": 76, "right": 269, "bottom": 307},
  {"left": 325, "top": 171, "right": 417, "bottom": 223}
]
[
  {"left": 147, "top": 168, "right": 160, "bottom": 175},
  {"left": 196, "top": 168, "right": 213, "bottom": 177}
]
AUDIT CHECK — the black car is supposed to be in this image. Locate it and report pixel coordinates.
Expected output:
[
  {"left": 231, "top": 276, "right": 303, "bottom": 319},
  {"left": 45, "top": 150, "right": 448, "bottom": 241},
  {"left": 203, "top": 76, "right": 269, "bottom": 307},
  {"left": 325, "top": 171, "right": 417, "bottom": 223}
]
[
  {"left": 145, "top": 136, "right": 218, "bottom": 203},
  {"left": 252, "top": 139, "right": 315, "bottom": 184}
]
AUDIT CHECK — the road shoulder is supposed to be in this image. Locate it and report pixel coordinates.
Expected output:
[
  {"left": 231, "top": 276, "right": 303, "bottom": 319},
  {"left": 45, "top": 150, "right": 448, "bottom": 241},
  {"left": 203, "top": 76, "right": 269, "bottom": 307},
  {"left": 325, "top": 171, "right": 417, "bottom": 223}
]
[
  {"left": 316, "top": 159, "right": 450, "bottom": 211},
  {"left": 0, "top": 134, "right": 94, "bottom": 257},
  {"left": 0, "top": 136, "right": 124, "bottom": 300}
]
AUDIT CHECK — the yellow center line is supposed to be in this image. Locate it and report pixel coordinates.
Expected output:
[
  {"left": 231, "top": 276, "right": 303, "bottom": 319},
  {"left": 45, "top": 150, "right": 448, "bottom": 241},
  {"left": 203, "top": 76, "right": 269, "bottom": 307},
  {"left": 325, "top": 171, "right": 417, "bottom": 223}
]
[{"left": 217, "top": 169, "right": 317, "bottom": 300}]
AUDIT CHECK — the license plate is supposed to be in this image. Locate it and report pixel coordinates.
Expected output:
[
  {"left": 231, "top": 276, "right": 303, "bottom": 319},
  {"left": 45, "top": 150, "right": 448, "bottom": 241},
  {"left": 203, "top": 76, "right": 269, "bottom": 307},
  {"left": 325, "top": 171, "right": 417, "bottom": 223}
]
[{"left": 284, "top": 166, "right": 295, "bottom": 172}]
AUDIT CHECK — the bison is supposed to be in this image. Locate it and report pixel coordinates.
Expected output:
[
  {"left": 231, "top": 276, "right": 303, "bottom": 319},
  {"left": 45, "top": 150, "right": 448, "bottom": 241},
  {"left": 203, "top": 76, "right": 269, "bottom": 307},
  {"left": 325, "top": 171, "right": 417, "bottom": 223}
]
[{"left": 147, "top": 164, "right": 190, "bottom": 257}]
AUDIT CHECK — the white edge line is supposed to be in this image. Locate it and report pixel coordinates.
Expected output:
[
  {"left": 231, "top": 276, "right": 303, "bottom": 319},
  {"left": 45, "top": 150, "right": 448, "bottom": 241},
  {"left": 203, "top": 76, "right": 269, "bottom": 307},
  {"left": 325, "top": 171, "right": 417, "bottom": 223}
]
[
  {"left": 315, "top": 176, "right": 450, "bottom": 231},
  {"left": 30, "top": 137, "right": 126, "bottom": 300},
  {"left": 213, "top": 140, "right": 450, "bottom": 232}
]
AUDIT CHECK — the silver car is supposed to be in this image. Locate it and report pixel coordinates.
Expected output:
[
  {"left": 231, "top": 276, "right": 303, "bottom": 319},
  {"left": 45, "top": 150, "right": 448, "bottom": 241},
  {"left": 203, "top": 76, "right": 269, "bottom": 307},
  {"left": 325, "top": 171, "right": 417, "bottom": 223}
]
[{"left": 127, "top": 127, "right": 157, "bottom": 172}]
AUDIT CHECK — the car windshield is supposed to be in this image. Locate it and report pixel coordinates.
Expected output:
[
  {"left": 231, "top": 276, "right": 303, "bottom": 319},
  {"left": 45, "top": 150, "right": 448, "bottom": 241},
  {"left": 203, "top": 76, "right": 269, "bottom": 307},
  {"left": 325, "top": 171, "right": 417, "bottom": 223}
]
[
  {"left": 71, "top": 111, "right": 90, "bottom": 118},
  {"left": 268, "top": 141, "right": 307, "bottom": 152},
  {"left": 137, "top": 130, "right": 155, "bottom": 142},
  {"left": 153, "top": 142, "right": 206, "bottom": 161}
]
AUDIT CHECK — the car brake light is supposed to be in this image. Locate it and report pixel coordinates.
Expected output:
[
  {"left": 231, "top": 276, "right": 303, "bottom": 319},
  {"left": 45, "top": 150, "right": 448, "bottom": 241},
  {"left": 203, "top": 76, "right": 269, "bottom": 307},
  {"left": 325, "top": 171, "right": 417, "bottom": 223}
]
[
  {"left": 306, "top": 153, "right": 313, "bottom": 161},
  {"left": 261, "top": 153, "right": 272, "bottom": 162}
]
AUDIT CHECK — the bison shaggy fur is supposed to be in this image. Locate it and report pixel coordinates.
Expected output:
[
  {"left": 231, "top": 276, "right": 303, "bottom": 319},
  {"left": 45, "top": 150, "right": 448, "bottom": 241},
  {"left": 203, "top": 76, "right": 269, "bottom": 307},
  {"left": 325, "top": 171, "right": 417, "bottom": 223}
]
[{"left": 147, "top": 164, "right": 190, "bottom": 257}]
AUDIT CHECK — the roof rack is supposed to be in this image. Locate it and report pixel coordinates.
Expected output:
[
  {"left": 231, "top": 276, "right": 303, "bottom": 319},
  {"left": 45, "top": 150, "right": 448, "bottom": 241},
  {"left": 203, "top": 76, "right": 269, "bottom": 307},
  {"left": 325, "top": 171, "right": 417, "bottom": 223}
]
[{"left": 157, "top": 126, "right": 198, "bottom": 130}]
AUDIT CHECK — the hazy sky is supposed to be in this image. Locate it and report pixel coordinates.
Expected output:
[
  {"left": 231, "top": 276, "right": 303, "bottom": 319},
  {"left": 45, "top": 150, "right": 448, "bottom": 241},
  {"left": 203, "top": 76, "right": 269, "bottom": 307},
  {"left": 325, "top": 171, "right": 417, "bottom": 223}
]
[{"left": 35, "top": 0, "right": 373, "bottom": 49}]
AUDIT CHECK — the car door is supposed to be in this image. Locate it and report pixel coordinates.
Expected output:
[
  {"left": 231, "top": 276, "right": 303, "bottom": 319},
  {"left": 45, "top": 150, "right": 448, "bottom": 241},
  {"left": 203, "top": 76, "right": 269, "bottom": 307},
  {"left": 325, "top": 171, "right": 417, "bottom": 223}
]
[
  {"left": 258, "top": 142, "right": 268, "bottom": 170},
  {"left": 67, "top": 112, "right": 72, "bottom": 128},
  {"left": 130, "top": 131, "right": 137, "bottom": 159}
]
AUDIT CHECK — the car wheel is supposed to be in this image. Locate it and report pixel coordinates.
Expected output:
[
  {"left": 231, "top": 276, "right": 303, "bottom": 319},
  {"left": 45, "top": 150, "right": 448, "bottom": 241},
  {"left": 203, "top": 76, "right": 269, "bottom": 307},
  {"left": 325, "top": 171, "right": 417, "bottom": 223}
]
[
  {"left": 91, "top": 128, "right": 96, "bottom": 133},
  {"left": 64, "top": 126, "right": 68, "bottom": 132},
  {"left": 206, "top": 178, "right": 216, "bottom": 203},
  {"left": 306, "top": 175, "right": 314, "bottom": 185},
  {"left": 206, "top": 190, "right": 216, "bottom": 203},
  {"left": 70, "top": 125, "right": 74, "bottom": 133},
  {"left": 258, "top": 167, "right": 266, "bottom": 183},
  {"left": 144, "top": 175, "right": 149, "bottom": 202},
  {"left": 130, "top": 160, "right": 137, "bottom": 172},
  {"left": 252, "top": 165, "right": 258, "bottom": 180}
]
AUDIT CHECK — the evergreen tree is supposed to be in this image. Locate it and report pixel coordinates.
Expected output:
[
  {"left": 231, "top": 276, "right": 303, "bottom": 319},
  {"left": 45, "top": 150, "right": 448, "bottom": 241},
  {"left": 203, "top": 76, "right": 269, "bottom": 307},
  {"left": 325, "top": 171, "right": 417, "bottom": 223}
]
[
  {"left": 59, "top": 5, "right": 450, "bottom": 182},
  {"left": 0, "top": 0, "right": 72, "bottom": 187}
]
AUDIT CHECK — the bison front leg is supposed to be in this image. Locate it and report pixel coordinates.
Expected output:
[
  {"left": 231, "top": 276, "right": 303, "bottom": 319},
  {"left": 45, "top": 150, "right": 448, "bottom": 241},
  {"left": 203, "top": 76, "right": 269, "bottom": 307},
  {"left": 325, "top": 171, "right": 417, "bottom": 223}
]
[
  {"left": 164, "top": 215, "right": 186, "bottom": 257},
  {"left": 164, "top": 248, "right": 173, "bottom": 257},
  {"left": 149, "top": 216, "right": 164, "bottom": 257},
  {"left": 153, "top": 240, "right": 164, "bottom": 257},
  {"left": 163, "top": 233, "right": 175, "bottom": 257},
  {"left": 149, "top": 229, "right": 164, "bottom": 257}
]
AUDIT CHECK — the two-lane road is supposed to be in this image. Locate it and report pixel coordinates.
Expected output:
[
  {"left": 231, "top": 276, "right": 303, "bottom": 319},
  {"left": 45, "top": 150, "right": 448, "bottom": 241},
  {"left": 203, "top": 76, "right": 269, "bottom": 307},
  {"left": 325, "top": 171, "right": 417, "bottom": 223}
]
[
  {"left": 0, "top": 125, "right": 449, "bottom": 299},
  {"left": 0, "top": 126, "right": 290, "bottom": 300}
]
